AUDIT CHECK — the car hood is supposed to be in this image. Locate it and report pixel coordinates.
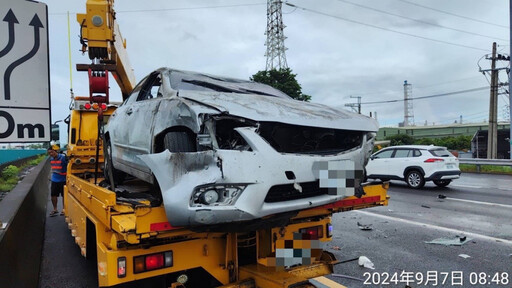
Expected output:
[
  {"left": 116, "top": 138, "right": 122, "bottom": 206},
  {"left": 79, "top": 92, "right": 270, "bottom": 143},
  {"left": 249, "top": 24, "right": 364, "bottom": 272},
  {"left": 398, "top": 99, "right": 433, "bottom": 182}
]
[{"left": 179, "top": 91, "right": 378, "bottom": 132}]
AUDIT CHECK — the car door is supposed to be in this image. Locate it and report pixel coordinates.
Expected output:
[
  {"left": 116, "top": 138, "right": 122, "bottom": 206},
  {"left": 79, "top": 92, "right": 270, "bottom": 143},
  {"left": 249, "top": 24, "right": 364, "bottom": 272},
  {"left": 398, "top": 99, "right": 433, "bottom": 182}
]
[
  {"left": 366, "top": 148, "right": 395, "bottom": 179},
  {"left": 111, "top": 72, "right": 163, "bottom": 179},
  {"left": 387, "top": 148, "right": 412, "bottom": 178}
]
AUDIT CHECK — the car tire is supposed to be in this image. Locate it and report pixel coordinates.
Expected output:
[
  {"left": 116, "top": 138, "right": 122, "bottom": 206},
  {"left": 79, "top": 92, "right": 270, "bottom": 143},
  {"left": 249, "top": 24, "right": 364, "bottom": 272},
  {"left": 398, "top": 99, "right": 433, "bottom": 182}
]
[
  {"left": 406, "top": 170, "right": 425, "bottom": 189},
  {"left": 104, "top": 139, "right": 126, "bottom": 187},
  {"left": 164, "top": 131, "right": 197, "bottom": 152},
  {"left": 433, "top": 179, "right": 451, "bottom": 187}
]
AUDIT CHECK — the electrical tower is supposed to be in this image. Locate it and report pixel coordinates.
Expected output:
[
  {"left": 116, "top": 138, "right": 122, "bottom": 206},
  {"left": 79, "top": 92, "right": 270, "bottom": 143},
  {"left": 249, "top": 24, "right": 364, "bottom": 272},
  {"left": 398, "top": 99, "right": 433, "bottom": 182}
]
[
  {"left": 265, "top": 0, "right": 288, "bottom": 70},
  {"left": 403, "top": 80, "right": 414, "bottom": 127}
]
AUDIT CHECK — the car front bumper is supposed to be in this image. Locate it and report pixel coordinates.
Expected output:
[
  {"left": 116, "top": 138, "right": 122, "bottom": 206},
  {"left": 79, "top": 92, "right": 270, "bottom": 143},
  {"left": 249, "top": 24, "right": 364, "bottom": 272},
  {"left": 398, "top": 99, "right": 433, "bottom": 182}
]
[{"left": 140, "top": 127, "right": 368, "bottom": 227}]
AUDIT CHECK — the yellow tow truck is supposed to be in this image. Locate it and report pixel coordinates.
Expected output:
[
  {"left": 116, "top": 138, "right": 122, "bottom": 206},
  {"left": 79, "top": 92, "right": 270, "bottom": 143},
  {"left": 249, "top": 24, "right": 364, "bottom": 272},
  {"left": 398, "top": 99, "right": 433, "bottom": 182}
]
[{"left": 63, "top": 1, "right": 389, "bottom": 287}]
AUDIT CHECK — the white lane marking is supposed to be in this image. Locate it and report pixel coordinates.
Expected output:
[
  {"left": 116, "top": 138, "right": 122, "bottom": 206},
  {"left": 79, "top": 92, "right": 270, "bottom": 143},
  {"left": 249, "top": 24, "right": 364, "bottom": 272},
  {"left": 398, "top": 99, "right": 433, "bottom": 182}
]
[
  {"left": 444, "top": 197, "right": 512, "bottom": 208},
  {"left": 355, "top": 210, "right": 512, "bottom": 246},
  {"left": 452, "top": 183, "right": 512, "bottom": 191},
  {"left": 451, "top": 184, "right": 482, "bottom": 189}
]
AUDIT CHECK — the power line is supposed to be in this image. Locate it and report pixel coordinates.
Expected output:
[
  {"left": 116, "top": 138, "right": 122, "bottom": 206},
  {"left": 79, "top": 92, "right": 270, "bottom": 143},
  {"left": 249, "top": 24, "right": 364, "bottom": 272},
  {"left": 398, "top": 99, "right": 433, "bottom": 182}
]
[
  {"left": 336, "top": 0, "right": 507, "bottom": 42},
  {"left": 360, "top": 86, "right": 488, "bottom": 105},
  {"left": 118, "top": 3, "right": 266, "bottom": 13},
  {"left": 350, "top": 76, "right": 483, "bottom": 97},
  {"left": 285, "top": 3, "right": 489, "bottom": 52},
  {"left": 50, "top": 3, "right": 266, "bottom": 15},
  {"left": 395, "top": 0, "right": 508, "bottom": 29}
]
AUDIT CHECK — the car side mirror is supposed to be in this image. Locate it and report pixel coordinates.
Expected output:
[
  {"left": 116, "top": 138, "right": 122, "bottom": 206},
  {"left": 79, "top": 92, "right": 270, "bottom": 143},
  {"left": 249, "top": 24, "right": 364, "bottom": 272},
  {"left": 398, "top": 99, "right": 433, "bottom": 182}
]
[{"left": 370, "top": 156, "right": 375, "bottom": 160}]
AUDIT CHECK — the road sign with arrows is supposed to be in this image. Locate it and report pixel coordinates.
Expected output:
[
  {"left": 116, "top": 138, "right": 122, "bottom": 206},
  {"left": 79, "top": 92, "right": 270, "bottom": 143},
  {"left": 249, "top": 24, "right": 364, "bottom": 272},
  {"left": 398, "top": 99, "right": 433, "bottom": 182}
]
[{"left": 0, "top": 1, "right": 50, "bottom": 143}]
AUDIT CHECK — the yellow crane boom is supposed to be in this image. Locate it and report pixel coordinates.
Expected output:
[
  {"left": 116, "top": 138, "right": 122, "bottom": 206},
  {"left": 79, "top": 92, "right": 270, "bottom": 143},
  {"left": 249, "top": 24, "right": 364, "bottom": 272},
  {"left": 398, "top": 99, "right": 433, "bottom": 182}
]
[{"left": 76, "top": 0, "right": 136, "bottom": 100}]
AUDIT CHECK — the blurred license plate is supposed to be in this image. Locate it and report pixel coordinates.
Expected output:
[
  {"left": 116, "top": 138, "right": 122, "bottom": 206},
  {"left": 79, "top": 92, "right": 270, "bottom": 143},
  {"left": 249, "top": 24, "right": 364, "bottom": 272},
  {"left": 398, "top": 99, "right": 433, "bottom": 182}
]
[{"left": 446, "top": 164, "right": 455, "bottom": 169}]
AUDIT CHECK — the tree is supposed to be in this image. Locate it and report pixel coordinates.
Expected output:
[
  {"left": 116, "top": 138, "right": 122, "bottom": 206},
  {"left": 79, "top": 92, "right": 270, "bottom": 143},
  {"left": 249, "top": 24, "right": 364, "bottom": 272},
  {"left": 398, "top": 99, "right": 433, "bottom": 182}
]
[
  {"left": 251, "top": 68, "right": 311, "bottom": 101},
  {"left": 386, "top": 134, "right": 414, "bottom": 146}
]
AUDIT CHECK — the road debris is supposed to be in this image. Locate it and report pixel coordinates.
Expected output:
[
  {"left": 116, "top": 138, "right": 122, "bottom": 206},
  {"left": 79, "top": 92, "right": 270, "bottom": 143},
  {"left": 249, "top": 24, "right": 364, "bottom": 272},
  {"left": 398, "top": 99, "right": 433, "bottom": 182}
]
[
  {"left": 358, "top": 256, "right": 375, "bottom": 269},
  {"left": 438, "top": 194, "right": 447, "bottom": 199},
  {"left": 357, "top": 222, "right": 373, "bottom": 231},
  {"left": 331, "top": 246, "right": 341, "bottom": 251},
  {"left": 425, "top": 236, "right": 471, "bottom": 246},
  {"left": 459, "top": 254, "right": 471, "bottom": 259},
  {"left": 421, "top": 205, "right": 431, "bottom": 209}
]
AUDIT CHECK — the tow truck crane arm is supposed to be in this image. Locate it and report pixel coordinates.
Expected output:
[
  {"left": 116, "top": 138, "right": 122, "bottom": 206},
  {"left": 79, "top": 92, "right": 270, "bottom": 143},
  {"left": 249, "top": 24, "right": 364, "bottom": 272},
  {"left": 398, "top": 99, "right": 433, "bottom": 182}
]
[{"left": 76, "top": 0, "right": 136, "bottom": 100}]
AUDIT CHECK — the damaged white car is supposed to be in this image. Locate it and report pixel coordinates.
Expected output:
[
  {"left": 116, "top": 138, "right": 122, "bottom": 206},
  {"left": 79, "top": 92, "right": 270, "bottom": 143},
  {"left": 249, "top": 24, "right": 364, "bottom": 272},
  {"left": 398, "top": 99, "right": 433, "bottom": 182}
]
[{"left": 104, "top": 68, "right": 378, "bottom": 228}]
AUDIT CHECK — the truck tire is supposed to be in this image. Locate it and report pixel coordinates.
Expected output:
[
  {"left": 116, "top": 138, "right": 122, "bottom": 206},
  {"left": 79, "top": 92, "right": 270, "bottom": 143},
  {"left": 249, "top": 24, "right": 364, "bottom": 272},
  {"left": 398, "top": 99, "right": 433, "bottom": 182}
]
[
  {"left": 433, "top": 179, "right": 451, "bottom": 187},
  {"left": 104, "top": 139, "right": 126, "bottom": 187},
  {"left": 406, "top": 170, "right": 425, "bottom": 189},
  {"left": 164, "top": 131, "right": 196, "bottom": 152}
]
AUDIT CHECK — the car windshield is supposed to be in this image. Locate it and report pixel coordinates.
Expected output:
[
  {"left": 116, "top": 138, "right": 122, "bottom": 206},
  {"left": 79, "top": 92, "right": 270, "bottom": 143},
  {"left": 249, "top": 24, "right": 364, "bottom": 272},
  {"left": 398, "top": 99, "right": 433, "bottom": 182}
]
[
  {"left": 429, "top": 148, "right": 452, "bottom": 157},
  {"left": 168, "top": 70, "right": 291, "bottom": 98}
]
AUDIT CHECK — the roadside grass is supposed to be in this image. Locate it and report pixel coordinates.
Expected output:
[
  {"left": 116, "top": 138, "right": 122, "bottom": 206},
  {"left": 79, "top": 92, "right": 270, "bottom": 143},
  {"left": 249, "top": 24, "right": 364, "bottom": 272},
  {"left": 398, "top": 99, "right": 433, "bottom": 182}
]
[
  {"left": 0, "top": 154, "right": 47, "bottom": 192},
  {"left": 460, "top": 164, "right": 512, "bottom": 175}
]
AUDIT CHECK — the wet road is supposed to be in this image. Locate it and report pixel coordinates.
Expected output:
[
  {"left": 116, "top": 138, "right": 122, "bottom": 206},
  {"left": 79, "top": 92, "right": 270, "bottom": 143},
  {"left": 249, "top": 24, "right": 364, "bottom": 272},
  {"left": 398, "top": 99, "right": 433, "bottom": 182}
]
[
  {"left": 328, "top": 173, "right": 512, "bottom": 288},
  {"left": 38, "top": 173, "right": 512, "bottom": 287}
]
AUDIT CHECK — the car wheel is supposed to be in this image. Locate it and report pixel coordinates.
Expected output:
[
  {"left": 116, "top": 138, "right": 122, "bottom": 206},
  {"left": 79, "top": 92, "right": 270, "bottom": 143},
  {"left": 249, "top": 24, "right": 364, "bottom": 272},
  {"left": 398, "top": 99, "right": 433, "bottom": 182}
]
[
  {"left": 104, "top": 139, "right": 126, "bottom": 188},
  {"left": 406, "top": 170, "right": 425, "bottom": 189},
  {"left": 164, "top": 131, "right": 197, "bottom": 152},
  {"left": 433, "top": 179, "right": 451, "bottom": 187}
]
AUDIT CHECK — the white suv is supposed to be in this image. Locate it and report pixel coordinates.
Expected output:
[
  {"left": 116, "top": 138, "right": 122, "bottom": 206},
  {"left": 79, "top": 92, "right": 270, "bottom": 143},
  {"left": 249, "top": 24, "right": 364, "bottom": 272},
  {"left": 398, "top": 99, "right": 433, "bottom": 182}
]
[{"left": 365, "top": 145, "right": 460, "bottom": 189}]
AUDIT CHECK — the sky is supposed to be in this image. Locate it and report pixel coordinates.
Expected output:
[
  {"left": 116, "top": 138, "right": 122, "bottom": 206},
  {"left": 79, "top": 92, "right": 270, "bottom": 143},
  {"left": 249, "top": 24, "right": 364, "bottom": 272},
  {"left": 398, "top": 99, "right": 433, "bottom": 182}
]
[{"left": 43, "top": 0, "right": 510, "bottom": 141}]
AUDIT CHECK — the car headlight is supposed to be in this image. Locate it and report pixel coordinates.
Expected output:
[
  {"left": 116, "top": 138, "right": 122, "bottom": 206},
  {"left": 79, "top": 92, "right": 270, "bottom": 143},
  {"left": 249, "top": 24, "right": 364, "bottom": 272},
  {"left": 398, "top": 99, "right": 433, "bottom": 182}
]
[
  {"left": 192, "top": 184, "right": 246, "bottom": 206},
  {"left": 200, "top": 190, "right": 219, "bottom": 204}
]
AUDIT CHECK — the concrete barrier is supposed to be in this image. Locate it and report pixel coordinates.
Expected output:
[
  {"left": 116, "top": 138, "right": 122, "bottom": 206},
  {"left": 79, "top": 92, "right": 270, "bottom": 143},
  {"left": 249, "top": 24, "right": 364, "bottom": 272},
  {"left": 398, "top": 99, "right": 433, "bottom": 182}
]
[{"left": 0, "top": 159, "right": 50, "bottom": 288}]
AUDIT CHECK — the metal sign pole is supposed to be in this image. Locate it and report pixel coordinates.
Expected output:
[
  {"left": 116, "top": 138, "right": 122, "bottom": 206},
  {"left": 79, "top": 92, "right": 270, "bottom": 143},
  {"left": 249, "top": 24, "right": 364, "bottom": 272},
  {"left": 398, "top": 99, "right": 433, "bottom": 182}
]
[{"left": 510, "top": 0, "right": 512, "bottom": 159}]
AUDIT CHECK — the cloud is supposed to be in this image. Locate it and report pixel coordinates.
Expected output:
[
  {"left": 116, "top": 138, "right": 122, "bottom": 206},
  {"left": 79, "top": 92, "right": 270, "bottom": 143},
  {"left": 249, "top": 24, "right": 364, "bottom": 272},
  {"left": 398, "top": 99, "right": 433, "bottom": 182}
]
[{"left": 42, "top": 0, "right": 509, "bottom": 142}]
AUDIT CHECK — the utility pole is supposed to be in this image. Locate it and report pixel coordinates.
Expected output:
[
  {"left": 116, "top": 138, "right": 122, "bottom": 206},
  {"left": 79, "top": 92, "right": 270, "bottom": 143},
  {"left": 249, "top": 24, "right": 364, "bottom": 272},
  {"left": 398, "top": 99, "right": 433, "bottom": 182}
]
[
  {"left": 509, "top": 0, "right": 512, "bottom": 159},
  {"left": 265, "top": 0, "right": 288, "bottom": 70},
  {"left": 488, "top": 42, "right": 498, "bottom": 159},
  {"left": 345, "top": 95, "right": 361, "bottom": 114}
]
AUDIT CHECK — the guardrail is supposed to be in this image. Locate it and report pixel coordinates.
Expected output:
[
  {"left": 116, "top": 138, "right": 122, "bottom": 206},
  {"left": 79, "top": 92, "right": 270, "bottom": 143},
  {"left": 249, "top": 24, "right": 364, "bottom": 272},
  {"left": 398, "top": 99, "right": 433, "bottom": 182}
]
[
  {"left": 458, "top": 158, "right": 512, "bottom": 166},
  {"left": 458, "top": 158, "right": 512, "bottom": 172}
]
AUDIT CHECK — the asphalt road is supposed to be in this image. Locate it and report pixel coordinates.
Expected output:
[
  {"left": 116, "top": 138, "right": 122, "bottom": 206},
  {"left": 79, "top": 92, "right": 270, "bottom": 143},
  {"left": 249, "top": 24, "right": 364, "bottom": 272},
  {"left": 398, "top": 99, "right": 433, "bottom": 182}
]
[
  {"left": 38, "top": 173, "right": 512, "bottom": 288},
  {"left": 327, "top": 173, "right": 512, "bottom": 288}
]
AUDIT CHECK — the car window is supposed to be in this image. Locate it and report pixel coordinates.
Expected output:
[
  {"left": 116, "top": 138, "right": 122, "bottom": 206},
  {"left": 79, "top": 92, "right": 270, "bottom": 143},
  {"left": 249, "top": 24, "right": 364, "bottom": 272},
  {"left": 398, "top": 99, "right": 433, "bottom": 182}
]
[
  {"left": 137, "top": 73, "right": 162, "bottom": 101},
  {"left": 429, "top": 148, "right": 452, "bottom": 157},
  {"left": 393, "top": 149, "right": 411, "bottom": 158},
  {"left": 374, "top": 149, "right": 394, "bottom": 159},
  {"left": 121, "top": 76, "right": 147, "bottom": 106},
  {"left": 413, "top": 149, "right": 422, "bottom": 157}
]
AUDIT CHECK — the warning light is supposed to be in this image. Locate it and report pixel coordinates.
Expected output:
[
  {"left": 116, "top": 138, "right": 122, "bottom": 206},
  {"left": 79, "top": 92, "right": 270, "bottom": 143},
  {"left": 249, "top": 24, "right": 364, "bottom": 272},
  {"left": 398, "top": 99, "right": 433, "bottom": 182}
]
[{"left": 84, "top": 103, "right": 92, "bottom": 110}]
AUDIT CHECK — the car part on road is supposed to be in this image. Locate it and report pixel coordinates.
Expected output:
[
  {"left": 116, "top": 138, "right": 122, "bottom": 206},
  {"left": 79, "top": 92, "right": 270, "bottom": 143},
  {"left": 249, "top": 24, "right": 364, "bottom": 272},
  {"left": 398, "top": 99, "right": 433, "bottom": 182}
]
[
  {"left": 357, "top": 222, "right": 373, "bottom": 231},
  {"left": 424, "top": 236, "right": 472, "bottom": 246},
  {"left": 357, "top": 256, "right": 375, "bottom": 269}
]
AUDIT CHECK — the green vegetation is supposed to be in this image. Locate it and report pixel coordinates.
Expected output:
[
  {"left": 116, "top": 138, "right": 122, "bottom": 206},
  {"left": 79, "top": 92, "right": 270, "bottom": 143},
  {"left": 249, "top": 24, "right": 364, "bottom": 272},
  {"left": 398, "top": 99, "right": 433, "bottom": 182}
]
[
  {"left": 0, "top": 154, "right": 47, "bottom": 192},
  {"left": 385, "top": 135, "right": 472, "bottom": 151},
  {"left": 385, "top": 134, "right": 414, "bottom": 146},
  {"left": 460, "top": 164, "right": 512, "bottom": 175},
  {"left": 251, "top": 68, "right": 311, "bottom": 101}
]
